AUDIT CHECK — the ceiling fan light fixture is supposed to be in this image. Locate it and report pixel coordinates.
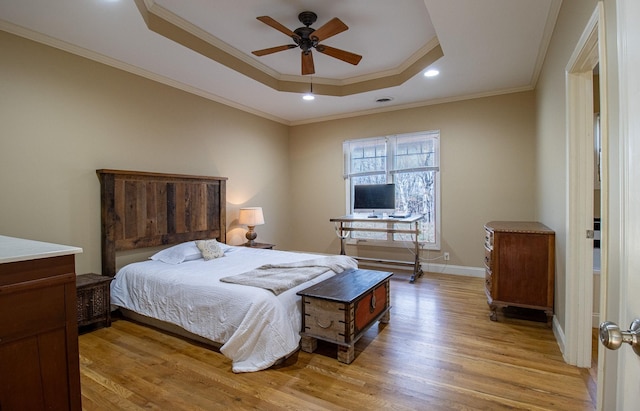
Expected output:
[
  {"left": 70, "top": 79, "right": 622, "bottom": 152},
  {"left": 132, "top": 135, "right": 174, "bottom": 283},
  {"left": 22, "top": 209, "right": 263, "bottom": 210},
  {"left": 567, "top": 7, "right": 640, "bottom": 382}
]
[{"left": 303, "top": 81, "right": 315, "bottom": 101}]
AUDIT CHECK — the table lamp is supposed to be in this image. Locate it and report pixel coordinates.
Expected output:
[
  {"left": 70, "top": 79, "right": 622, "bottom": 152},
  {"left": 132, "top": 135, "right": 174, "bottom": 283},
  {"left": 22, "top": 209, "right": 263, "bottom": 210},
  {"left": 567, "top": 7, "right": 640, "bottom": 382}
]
[{"left": 238, "top": 207, "right": 265, "bottom": 246}]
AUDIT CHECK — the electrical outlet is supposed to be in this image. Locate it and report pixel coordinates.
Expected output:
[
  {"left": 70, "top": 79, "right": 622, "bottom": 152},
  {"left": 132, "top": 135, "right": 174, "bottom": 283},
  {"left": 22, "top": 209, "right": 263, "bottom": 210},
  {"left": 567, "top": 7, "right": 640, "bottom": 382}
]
[{"left": 444, "top": 252, "right": 450, "bottom": 261}]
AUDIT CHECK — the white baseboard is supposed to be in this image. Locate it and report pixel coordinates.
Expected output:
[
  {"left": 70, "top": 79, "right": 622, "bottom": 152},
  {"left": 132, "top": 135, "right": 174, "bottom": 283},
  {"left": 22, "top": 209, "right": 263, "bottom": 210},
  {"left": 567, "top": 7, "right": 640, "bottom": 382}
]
[
  {"left": 553, "top": 315, "right": 566, "bottom": 356},
  {"left": 420, "top": 263, "right": 485, "bottom": 277},
  {"left": 357, "top": 259, "right": 485, "bottom": 278}
]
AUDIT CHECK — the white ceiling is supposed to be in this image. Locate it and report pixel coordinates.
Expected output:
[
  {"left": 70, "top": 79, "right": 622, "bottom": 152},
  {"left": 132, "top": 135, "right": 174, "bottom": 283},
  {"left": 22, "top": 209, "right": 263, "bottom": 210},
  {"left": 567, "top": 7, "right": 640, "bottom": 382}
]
[{"left": 0, "top": 0, "right": 561, "bottom": 125}]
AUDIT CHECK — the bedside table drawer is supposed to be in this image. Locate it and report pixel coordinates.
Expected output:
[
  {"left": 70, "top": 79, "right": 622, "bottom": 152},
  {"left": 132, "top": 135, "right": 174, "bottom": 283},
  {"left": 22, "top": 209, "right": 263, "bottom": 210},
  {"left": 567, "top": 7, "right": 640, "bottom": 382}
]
[
  {"left": 76, "top": 274, "right": 112, "bottom": 330},
  {"left": 77, "top": 285, "right": 108, "bottom": 324}
]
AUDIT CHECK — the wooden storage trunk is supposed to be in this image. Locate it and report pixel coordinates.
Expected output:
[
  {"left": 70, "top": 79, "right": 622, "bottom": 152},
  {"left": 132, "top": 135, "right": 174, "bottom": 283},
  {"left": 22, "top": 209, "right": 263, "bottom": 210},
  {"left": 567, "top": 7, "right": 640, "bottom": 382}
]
[{"left": 297, "top": 269, "right": 392, "bottom": 364}]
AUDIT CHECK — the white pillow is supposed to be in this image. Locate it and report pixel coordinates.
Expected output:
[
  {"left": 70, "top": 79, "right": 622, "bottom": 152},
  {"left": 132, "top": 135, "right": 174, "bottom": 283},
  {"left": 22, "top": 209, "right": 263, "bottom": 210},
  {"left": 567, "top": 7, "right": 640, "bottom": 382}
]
[
  {"left": 196, "top": 239, "right": 225, "bottom": 260},
  {"left": 217, "top": 242, "right": 234, "bottom": 252},
  {"left": 149, "top": 241, "right": 202, "bottom": 264}
]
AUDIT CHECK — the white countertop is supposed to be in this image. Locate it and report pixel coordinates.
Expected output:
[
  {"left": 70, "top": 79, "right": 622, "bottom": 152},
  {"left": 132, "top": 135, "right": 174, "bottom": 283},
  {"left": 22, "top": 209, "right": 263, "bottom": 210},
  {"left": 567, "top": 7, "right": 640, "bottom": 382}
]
[{"left": 0, "top": 235, "right": 83, "bottom": 264}]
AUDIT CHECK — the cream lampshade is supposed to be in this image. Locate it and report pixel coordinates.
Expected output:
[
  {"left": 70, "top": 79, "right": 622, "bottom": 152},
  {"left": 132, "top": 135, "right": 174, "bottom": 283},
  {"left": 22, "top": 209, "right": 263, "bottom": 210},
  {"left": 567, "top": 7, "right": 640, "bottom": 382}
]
[{"left": 238, "top": 207, "right": 265, "bottom": 246}]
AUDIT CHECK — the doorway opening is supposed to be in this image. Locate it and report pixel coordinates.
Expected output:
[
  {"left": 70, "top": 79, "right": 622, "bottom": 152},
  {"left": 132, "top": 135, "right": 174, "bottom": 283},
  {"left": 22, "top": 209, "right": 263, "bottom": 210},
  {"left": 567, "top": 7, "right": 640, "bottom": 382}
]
[{"left": 564, "top": 2, "right": 608, "bottom": 409}]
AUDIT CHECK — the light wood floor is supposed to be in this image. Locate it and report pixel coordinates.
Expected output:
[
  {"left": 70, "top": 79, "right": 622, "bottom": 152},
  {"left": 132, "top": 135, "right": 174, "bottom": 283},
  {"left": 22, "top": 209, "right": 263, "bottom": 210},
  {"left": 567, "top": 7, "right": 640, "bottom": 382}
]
[{"left": 78, "top": 272, "right": 597, "bottom": 410}]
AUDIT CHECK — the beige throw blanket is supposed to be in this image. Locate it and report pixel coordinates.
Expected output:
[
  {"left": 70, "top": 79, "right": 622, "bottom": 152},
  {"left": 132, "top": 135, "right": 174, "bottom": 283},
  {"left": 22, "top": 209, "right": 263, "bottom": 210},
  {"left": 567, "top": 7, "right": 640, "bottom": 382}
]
[{"left": 219, "top": 256, "right": 357, "bottom": 295}]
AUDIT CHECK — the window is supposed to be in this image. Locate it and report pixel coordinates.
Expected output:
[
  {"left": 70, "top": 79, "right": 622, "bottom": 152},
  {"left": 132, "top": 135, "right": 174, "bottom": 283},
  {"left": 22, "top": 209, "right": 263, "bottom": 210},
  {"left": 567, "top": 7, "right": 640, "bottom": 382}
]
[{"left": 343, "top": 131, "right": 440, "bottom": 249}]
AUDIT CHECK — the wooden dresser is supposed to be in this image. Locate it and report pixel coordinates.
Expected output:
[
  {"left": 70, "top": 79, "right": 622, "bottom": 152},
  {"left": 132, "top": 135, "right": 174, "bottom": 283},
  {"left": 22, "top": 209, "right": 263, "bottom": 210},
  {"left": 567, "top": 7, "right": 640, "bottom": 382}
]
[
  {"left": 0, "top": 236, "right": 83, "bottom": 410},
  {"left": 483, "top": 221, "right": 555, "bottom": 324}
]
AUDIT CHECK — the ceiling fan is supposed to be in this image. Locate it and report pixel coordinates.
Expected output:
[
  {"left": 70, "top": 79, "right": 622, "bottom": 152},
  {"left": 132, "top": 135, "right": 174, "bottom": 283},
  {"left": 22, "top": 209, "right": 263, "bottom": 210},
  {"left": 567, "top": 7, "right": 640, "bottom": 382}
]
[{"left": 252, "top": 11, "right": 362, "bottom": 76}]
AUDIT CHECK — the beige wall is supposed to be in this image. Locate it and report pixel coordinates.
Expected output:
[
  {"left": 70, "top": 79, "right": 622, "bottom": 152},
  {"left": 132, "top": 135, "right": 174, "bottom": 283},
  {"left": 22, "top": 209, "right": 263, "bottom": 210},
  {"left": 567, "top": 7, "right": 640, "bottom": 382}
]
[
  {"left": 0, "top": 31, "right": 291, "bottom": 274},
  {"left": 535, "top": 2, "right": 626, "bottom": 406},
  {"left": 534, "top": 0, "right": 598, "bottom": 332},
  {"left": 1, "top": 27, "right": 539, "bottom": 274},
  {"left": 289, "top": 92, "right": 537, "bottom": 268},
  {"left": 0, "top": 19, "right": 566, "bottom": 280}
]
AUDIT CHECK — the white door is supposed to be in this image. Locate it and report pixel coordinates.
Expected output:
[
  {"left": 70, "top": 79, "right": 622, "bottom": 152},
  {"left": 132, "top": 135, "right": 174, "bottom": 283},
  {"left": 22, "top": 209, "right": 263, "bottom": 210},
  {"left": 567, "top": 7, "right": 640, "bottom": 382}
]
[
  {"left": 602, "top": 0, "right": 640, "bottom": 408},
  {"left": 618, "top": 0, "right": 640, "bottom": 405}
]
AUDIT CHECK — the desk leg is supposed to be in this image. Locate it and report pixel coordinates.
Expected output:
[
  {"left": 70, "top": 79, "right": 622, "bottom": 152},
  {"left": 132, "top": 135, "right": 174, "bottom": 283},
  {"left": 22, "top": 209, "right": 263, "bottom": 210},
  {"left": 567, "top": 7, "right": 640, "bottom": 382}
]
[
  {"left": 409, "top": 222, "right": 423, "bottom": 283},
  {"left": 339, "top": 223, "right": 346, "bottom": 255},
  {"left": 410, "top": 255, "right": 423, "bottom": 283}
]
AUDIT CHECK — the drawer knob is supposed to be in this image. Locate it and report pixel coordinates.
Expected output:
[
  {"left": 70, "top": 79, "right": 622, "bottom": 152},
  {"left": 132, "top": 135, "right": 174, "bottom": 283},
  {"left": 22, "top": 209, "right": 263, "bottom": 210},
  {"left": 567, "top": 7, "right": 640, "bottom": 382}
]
[
  {"left": 370, "top": 293, "right": 377, "bottom": 313},
  {"left": 315, "top": 318, "right": 334, "bottom": 329}
]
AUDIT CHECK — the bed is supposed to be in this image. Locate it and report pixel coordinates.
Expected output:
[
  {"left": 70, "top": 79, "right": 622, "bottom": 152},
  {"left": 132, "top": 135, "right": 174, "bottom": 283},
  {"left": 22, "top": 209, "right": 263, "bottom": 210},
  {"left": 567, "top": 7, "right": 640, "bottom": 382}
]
[{"left": 97, "top": 169, "right": 357, "bottom": 372}]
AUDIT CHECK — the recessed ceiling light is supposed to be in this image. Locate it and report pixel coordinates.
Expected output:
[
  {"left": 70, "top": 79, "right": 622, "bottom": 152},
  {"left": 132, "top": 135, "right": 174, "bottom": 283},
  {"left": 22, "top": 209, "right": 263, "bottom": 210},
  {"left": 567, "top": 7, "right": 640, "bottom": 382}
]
[{"left": 424, "top": 69, "right": 439, "bottom": 77}]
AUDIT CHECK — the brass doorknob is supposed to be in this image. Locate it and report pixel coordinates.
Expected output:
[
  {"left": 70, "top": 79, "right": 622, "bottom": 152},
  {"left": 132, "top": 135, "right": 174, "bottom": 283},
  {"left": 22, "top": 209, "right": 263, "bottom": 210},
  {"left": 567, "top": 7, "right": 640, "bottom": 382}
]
[{"left": 599, "top": 319, "right": 640, "bottom": 356}]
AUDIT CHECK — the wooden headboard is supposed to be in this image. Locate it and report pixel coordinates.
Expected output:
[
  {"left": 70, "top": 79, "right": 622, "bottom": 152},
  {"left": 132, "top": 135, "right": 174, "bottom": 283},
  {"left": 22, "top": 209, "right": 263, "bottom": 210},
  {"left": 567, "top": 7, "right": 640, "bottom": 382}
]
[{"left": 97, "top": 169, "right": 227, "bottom": 276}]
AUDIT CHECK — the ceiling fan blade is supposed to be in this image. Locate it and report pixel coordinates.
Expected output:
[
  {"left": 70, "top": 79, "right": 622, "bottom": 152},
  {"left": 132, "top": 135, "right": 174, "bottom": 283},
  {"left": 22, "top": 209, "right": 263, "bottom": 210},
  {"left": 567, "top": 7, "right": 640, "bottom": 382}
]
[
  {"left": 256, "top": 16, "right": 301, "bottom": 41},
  {"left": 310, "top": 17, "right": 348, "bottom": 42},
  {"left": 301, "top": 51, "right": 315, "bottom": 75},
  {"left": 315, "top": 45, "right": 362, "bottom": 65},
  {"left": 252, "top": 44, "right": 297, "bottom": 56}
]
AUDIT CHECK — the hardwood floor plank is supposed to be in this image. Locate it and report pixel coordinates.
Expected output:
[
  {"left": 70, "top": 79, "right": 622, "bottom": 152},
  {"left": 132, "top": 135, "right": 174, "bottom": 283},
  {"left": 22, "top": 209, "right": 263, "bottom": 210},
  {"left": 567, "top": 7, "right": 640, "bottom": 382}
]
[{"left": 79, "top": 272, "right": 596, "bottom": 410}]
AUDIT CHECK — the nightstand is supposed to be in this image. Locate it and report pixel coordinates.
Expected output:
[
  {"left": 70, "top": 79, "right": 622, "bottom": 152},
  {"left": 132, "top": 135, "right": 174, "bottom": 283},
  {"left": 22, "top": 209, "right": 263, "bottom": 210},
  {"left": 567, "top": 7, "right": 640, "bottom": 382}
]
[
  {"left": 244, "top": 242, "right": 275, "bottom": 249},
  {"left": 76, "top": 273, "right": 112, "bottom": 331}
]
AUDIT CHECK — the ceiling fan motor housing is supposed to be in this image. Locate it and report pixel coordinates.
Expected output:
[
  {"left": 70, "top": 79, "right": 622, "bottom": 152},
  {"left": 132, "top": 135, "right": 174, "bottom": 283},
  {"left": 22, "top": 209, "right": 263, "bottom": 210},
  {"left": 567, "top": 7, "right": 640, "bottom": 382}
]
[
  {"left": 294, "top": 12, "right": 320, "bottom": 53},
  {"left": 298, "top": 11, "right": 317, "bottom": 27},
  {"left": 294, "top": 27, "right": 318, "bottom": 52}
]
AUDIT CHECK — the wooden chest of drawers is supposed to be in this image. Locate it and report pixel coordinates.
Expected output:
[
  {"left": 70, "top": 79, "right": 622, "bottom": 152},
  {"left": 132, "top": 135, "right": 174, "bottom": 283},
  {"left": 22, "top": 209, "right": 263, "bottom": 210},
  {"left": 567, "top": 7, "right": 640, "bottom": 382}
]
[
  {"left": 0, "top": 237, "right": 82, "bottom": 411},
  {"left": 297, "top": 269, "right": 392, "bottom": 364},
  {"left": 484, "top": 221, "right": 555, "bottom": 324},
  {"left": 76, "top": 273, "right": 112, "bottom": 330}
]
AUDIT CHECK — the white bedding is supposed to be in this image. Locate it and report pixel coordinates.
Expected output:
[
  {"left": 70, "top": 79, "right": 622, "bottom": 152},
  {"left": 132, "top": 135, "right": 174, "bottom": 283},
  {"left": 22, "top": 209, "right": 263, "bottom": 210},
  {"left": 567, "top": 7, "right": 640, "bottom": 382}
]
[{"left": 110, "top": 246, "right": 357, "bottom": 372}]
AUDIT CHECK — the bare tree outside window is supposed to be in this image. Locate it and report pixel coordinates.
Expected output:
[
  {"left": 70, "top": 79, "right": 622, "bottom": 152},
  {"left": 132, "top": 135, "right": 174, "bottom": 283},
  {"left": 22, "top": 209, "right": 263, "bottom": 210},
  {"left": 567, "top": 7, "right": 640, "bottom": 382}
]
[{"left": 343, "top": 131, "right": 440, "bottom": 248}]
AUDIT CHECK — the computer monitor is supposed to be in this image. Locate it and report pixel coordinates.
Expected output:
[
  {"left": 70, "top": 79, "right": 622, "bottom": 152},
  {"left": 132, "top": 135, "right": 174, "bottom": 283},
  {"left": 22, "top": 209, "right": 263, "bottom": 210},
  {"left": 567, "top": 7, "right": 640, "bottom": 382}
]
[{"left": 353, "top": 184, "right": 396, "bottom": 216}]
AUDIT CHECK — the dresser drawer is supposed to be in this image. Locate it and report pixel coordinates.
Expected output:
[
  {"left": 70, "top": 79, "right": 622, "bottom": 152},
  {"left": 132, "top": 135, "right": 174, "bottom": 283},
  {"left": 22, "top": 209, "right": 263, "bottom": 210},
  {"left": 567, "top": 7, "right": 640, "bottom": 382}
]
[
  {"left": 485, "top": 269, "right": 493, "bottom": 302},
  {"left": 484, "top": 246, "right": 493, "bottom": 270},
  {"left": 76, "top": 274, "right": 112, "bottom": 329},
  {"left": 0, "top": 284, "right": 66, "bottom": 341},
  {"left": 484, "top": 229, "right": 494, "bottom": 250}
]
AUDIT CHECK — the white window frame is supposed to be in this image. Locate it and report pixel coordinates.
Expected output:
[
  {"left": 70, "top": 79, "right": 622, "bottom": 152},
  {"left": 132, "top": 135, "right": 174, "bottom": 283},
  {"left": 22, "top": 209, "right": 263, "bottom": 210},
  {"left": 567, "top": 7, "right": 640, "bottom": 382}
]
[{"left": 343, "top": 131, "right": 441, "bottom": 250}]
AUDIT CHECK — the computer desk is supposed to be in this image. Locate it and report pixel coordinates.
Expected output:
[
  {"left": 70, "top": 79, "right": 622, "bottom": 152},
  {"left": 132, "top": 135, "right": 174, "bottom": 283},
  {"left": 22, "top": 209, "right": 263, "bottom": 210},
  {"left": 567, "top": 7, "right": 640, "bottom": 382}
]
[{"left": 329, "top": 214, "right": 424, "bottom": 283}]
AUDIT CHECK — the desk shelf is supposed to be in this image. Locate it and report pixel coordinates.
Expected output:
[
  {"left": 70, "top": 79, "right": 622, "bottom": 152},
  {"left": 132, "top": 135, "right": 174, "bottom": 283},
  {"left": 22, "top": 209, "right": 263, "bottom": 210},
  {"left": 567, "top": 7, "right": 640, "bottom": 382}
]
[{"left": 330, "top": 215, "right": 424, "bottom": 282}]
